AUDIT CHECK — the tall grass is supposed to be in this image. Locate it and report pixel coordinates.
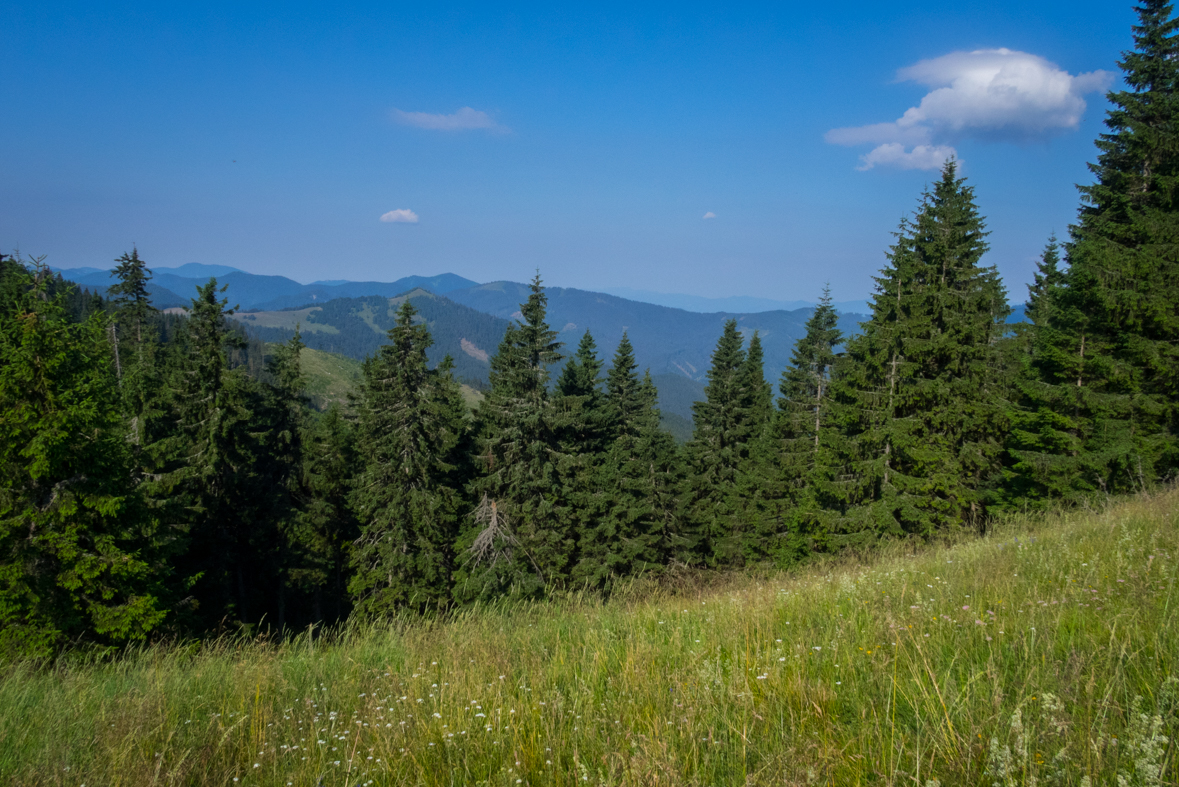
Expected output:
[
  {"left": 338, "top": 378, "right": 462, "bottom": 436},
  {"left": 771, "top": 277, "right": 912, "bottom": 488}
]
[{"left": 2, "top": 491, "right": 1177, "bottom": 786}]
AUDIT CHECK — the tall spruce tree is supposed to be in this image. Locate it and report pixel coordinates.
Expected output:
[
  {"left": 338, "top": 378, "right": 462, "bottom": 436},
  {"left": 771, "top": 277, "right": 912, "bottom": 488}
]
[
  {"left": 1004, "top": 238, "right": 1097, "bottom": 506},
  {"left": 1020, "top": 0, "right": 1179, "bottom": 495},
  {"left": 832, "top": 161, "right": 1010, "bottom": 539},
  {"left": 683, "top": 319, "right": 756, "bottom": 565},
  {"left": 157, "top": 278, "right": 270, "bottom": 628},
  {"left": 553, "top": 330, "right": 611, "bottom": 589},
  {"left": 554, "top": 330, "right": 612, "bottom": 455},
  {"left": 0, "top": 257, "right": 164, "bottom": 657},
  {"left": 259, "top": 331, "right": 310, "bottom": 628},
  {"left": 109, "top": 248, "right": 160, "bottom": 445},
  {"left": 746, "top": 289, "right": 844, "bottom": 564},
  {"left": 348, "top": 301, "right": 466, "bottom": 614},
  {"left": 571, "top": 336, "right": 681, "bottom": 590},
  {"left": 1025, "top": 236, "right": 1065, "bottom": 326},
  {"left": 455, "top": 275, "right": 567, "bottom": 601},
  {"left": 738, "top": 331, "right": 774, "bottom": 434}
]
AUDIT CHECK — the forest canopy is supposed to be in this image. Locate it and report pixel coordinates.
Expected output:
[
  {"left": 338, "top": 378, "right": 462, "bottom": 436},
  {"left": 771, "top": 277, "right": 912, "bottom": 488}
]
[{"left": 1, "top": 0, "right": 1177, "bottom": 659}]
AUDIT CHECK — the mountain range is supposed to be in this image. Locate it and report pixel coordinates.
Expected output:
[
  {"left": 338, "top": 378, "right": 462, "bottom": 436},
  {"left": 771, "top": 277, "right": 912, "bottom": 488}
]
[
  {"left": 50, "top": 263, "right": 480, "bottom": 311},
  {"left": 49, "top": 262, "right": 1021, "bottom": 430}
]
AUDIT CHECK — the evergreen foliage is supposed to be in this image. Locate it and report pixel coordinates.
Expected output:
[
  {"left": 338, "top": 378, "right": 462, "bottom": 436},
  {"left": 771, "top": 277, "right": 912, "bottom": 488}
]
[
  {"left": 746, "top": 288, "right": 844, "bottom": 565},
  {"left": 0, "top": 256, "right": 164, "bottom": 658},
  {"left": 109, "top": 249, "right": 162, "bottom": 446},
  {"left": 683, "top": 320, "right": 765, "bottom": 566},
  {"left": 288, "top": 404, "right": 357, "bottom": 624},
  {"left": 554, "top": 330, "right": 612, "bottom": 455},
  {"left": 1016, "top": 0, "right": 1179, "bottom": 497},
  {"left": 2, "top": 1, "right": 1177, "bottom": 655},
  {"left": 349, "top": 301, "right": 466, "bottom": 614},
  {"left": 572, "top": 336, "right": 684, "bottom": 589},
  {"left": 832, "top": 162, "right": 1010, "bottom": 540},
  {"left": 156, "top": 278, "right": 275, "bottom": 628},
  {"left": 456, "top": 275, "right": 568, "bottom": 601},
  {"left": 1004, "top": 238, "right": 1098, "bottom": 506}
]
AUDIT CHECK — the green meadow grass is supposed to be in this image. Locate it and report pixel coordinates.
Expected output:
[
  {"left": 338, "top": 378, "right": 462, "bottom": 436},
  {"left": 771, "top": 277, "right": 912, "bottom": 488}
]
[{"left": 2, "top": 491, "right": 1177, "bottom": 786}]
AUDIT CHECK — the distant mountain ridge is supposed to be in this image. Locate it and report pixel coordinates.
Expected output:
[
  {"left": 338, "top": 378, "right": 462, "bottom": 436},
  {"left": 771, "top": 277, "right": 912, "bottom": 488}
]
[
  {"left": 47, "top": 262, "right": 1026, "bottom": 427},
  {"left": 603, "top": 286, "right": 872, "bottom": 316},
  {"left": 442, "top": 280, "right": 866, "bottom": 385},
  {"left": 49, "top": 264, "right": 479, "bottom": 311}
]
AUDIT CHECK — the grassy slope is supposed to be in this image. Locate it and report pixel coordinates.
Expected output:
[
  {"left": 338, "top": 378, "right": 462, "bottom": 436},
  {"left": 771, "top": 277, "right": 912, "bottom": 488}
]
[
  {"left": 2, "top": 493, "right": 1176, "bottom": 785},
  {"left": 297, "top": 345, "right": 363, "bottom": 410},
  {"left": 293, "top": 344, "right": 483, "bottom": 413}
]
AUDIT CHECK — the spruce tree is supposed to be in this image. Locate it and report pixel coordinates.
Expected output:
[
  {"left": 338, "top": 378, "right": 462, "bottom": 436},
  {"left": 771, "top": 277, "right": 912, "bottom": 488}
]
[
  {"left": 0, "top": 257, "right": 164, "bottom": 657},
  {"left": 157, "top": 278, "right": 267, "bottom": 628},
  {"left": 455, "top": 275, "right": 568, "bottom": 601},
  {"left": 259, "top": 331, "right": 309, "bottom": 628},
  {"left": 683, "top": 319, "right": 752, "bottom": 565},
  {"left": 833, "top": 161, "right": 1010, "bottom": 539},
  {"left": 1003, "top": 238, "right": 1096, "bottom": 506},
  {"left": 348, "top": 301, "right": 466, "bottom": 614},
  {"left": 109, "top": 248, "right": 160, "bottom": 445},
  {"left": 554, "top": 330, "right": 611, "bottom": 454},
  {"left": 605, "top": 333, "right": 643, "bottom": 439},
  {"left": 1025, "top": 236, "right": 1065, "bottom": 326},
  {"left": 746, "top": 288, "right": 844, "bottom": 564},
  {"left": 738, "top": 331, "right": 774, "bottom": 434},
  {"left": 1023, "top": 0, "right": 1179, "bottom": 494},
  {"left": 571, "top": 336, "right": 680, "bottom": 590}
]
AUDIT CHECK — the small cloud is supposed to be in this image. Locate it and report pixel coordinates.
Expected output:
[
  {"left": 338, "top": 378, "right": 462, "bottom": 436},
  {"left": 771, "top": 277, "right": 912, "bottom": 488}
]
[
  {"left": 827, "top": 48, "right": 1113, "bottom": 170},
  {"left": 856, "top": 143, "right": 957, "bottom": 171},
  {"left": 702, "top": 211, "right": 717, "bottom": 219},
  {"left": 380, "top": 209, "right": 419, "bottom": 223},
  {"left": 391, "top": 106, "right": 507, "bottom": 133}
]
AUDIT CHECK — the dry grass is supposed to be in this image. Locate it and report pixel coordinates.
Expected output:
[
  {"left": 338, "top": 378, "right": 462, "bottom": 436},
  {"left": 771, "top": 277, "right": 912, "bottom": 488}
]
[{"left": 2, "top": 491, "right": 1177, "bottom": 786}]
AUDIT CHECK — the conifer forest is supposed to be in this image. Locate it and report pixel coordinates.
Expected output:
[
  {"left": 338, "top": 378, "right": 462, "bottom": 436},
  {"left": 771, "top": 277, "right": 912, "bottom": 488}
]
[{"left": 3, "top": 0, "right": 1179, "bottom": 664}]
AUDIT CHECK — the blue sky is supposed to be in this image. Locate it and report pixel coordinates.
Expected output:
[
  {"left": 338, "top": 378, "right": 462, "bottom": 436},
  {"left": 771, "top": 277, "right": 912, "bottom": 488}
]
[{"left": 1, "top": 1, "right": 1130, "bottom": 302}]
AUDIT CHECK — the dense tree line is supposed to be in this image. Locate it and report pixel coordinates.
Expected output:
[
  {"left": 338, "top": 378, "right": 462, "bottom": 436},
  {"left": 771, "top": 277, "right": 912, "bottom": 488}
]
[{"left": 1, "top": 0, "right": 1177, "bottom": 658}]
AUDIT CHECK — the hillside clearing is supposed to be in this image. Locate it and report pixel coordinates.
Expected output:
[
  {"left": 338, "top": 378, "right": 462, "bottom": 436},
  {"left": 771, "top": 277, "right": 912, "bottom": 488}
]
[{"left": 1, "top": 491, "right": 1176, "bottom": 785}]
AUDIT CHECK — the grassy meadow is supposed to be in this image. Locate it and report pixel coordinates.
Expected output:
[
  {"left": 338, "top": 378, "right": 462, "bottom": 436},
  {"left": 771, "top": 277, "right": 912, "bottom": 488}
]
[{"left": 2, "top": 491, "right": 1177, "bottom": 786}]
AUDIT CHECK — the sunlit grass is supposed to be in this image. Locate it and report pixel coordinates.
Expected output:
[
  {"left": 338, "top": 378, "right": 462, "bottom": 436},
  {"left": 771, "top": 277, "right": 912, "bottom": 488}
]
[{"left": 2, "top": 490, "right": 1176, "bottom": 786}]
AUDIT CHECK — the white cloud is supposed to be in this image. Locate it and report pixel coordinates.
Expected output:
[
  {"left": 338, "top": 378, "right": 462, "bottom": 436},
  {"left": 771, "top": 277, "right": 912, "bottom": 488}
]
[
  {"left": 380, "top": 209, "right": 419, "bottom": 223},
  {"left": 826, "top": 49, "right": 1113, "bottom": 170},
  {"left": 702, "top": 211, "right": 717, "bottom": 219},
  {"left": 391, "top": 106, "right": 507, "bottom": 132},
  {"left": 856, "top": 143, "right": 958, "bottom": 172}
]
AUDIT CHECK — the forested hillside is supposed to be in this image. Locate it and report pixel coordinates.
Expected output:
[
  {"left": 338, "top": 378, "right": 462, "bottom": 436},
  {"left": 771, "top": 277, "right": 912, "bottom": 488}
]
[
  {"left": 1, "top": 0, "right": 1176, "bottom": 666},
  {"left": 443, "top": 280, "right": 865, "bottom": 383},
  {"left": 232, "top": 282, "right": 864, "bottom": 399},
  {"left": 235, "top": 290, "right": 510, "bottom": 388}
]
